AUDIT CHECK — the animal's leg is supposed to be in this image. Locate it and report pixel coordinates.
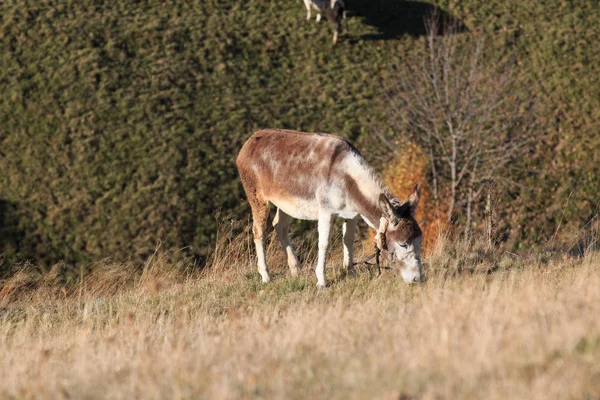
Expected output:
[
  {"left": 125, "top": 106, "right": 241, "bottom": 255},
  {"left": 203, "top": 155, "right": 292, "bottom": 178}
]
[
  {"left": 240, "top": 171, "right": 271, "bottom": 283},
  {"left": 251, "top": 200, "right": 271, "bottom": 283},
  {"left": 332, "top": 29, "right": 338, "bottom": 44},
  {"left": 316, "top": 13, "right": 322, "bottom": 22},
  {"left": 273, "top": 208, "right": 300, "bottom": 277},
  {"left": 315, "top": 213, "right": 334, "bottom": 288},
  {"left": 343, "top": 217, "right": 358, "bottom": 275},
  {"left": 303, "top": 0, "right": 311, "bottom": 20}
]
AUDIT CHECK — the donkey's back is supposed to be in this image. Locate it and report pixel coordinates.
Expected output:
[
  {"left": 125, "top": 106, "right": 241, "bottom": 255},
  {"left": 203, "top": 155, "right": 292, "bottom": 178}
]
[{"left": 236, "top": 129, "right": 364, "bottom": 221}]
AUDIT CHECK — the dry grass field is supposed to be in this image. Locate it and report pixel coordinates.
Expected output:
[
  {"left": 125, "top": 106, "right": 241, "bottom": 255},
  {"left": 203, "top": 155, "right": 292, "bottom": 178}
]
[{"left": 1, "top": 228, "right": 599, "bottom": 399}]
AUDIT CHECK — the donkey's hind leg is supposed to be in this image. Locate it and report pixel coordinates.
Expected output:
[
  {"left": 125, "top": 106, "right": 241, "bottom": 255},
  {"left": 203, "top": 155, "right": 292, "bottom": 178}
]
[
  {"left": 239, "top": 172, "right": 271, "bottom": 283},
  {"left": 273, "top": 208, "right": 300, "bottom": 277},
  {"left": 251, "top": 199, "right": 271, "bottom": 283}
]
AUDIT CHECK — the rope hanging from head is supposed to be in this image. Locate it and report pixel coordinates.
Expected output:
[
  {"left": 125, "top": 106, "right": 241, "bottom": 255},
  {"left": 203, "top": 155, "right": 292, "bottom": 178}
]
[{"left": 355, "top": 217, "right": 388, "bottom": 276}]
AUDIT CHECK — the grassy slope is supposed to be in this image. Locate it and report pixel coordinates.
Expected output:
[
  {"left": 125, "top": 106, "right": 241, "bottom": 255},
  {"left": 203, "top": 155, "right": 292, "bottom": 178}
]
[
  {"left": 1, "top": 241, "right": 599, "bottom": 399},
  {"left": 1, "top": 0, "right": 599, "bottom": 266},
  {"left": 0, "top": 0, "right": 407, "bottom": 266}
]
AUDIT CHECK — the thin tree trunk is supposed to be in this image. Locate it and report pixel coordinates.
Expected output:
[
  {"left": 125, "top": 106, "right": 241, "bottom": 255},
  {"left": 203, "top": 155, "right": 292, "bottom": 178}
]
[
  {"left": 465, "top": 161, "right": 478, "bottom": 242},
  {"left": 447, "top": 131, "right": 458, "bottom": 223},
  {"left": 485, "top": 179, "right": 495, "bottom": 249},
  {"left": 465, "top": 181, "right": 473, "bottom": 241},
  {"left": 429, "top": 145, "right": 439, "bottom": 200}
]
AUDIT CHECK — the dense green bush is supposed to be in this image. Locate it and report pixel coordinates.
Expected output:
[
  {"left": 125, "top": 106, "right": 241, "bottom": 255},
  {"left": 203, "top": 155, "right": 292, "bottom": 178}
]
[{"left": 0, "top": 0, "right": 598, "bottom": 268}]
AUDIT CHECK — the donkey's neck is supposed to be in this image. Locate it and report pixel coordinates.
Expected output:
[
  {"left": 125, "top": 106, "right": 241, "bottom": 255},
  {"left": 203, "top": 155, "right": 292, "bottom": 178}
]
[
  {"left": 356, "top": 199, "right": 384, "bottom": 231},
  {"left": 342, "top": 154, "right": 387, "bottom": 230}
]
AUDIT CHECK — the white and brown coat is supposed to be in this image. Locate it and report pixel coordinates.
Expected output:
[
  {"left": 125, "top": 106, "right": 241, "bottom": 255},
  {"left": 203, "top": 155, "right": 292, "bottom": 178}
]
[{"left": 236, "top": 129, "right": 423, "bottom": 287}]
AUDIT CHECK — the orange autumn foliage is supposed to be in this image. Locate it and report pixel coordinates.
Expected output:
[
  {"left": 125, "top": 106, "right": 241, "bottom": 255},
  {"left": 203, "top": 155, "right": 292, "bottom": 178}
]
[{"left": 365, "top": 142, "right": 448, "bottom": 254}]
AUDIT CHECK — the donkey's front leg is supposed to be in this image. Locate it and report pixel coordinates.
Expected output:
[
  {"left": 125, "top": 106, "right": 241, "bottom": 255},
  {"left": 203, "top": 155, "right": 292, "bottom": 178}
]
[
  {"left": 316, "top": 213, "right": 334, "bottom": 288},
  {"left": 343, "top": 217, "right": 359, "bottom": 275}
]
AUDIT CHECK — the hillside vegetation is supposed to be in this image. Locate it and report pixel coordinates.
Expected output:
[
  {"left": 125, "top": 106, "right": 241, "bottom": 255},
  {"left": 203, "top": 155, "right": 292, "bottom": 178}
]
[{"left": 1, "top": 0, "right": 599, "bottom": 267}]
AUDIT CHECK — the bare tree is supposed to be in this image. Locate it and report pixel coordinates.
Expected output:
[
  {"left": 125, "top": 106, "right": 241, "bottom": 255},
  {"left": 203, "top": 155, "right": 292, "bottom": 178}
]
[{"left": 381, "top": 14, "right": 536, "bottom": 239}]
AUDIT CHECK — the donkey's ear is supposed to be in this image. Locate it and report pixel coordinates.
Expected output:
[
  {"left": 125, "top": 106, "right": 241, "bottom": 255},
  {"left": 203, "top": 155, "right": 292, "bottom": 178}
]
[
  {"left": 379, "top": 194, "right": 399, "bottom": 224},
  {"left": 389, "top": 197, "right": 402, "bottom": 208},
  {"left": 407, "top": 183, "right": 421, "bottom": 216}
]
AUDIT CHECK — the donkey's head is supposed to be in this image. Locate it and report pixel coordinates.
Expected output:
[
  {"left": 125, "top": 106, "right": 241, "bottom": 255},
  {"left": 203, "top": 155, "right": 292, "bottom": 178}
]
[{"left": 378, "top": 184, "right": 423, "bottom": 284}]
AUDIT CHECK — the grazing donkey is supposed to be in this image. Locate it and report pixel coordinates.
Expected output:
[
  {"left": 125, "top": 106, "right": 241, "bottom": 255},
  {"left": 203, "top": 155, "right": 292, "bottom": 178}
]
[
  {"left": 303, "top": 0, "right": 347, "bottom": 44},
  {"left": 236, "top": 129, "right": 423, "bottom": 288}
]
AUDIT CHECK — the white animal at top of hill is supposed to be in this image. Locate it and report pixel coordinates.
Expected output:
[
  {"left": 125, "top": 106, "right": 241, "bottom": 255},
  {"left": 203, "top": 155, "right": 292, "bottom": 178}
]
[
  {"left": 236, "top": 129, "right": 423, "bottom": 288},
  {"left": 303, "top": 0, "right": 347, "bottom": 44}
]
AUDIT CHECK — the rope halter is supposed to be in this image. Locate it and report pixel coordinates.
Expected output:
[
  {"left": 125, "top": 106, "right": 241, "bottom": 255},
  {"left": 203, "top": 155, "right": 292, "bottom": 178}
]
[
  {"left": 375, "top": 216, "right": 389, "bottom": 253},
  {"left": 354, "top": 217, "right": 390, "bottom": 277}
]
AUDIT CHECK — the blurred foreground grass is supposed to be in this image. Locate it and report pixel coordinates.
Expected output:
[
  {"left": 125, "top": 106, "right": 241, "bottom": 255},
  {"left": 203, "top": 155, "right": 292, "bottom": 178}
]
[{"left": 1, "top": 232, "right": 599, "bottom": 399}]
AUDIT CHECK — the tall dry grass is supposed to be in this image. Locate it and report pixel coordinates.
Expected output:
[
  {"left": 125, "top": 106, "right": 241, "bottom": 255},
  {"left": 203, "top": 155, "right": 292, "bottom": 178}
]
[{"left": 1, "top": 223, "right": 599, "bottom": 399}]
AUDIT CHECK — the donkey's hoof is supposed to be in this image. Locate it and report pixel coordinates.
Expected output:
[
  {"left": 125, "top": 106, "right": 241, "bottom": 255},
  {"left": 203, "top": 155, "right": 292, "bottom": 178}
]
[
  {"left": 316, "top": 282, "right": 327, "bottom": 289},
  {"left": 260, "top": 275, "right": 271, "bottom": 283}
]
